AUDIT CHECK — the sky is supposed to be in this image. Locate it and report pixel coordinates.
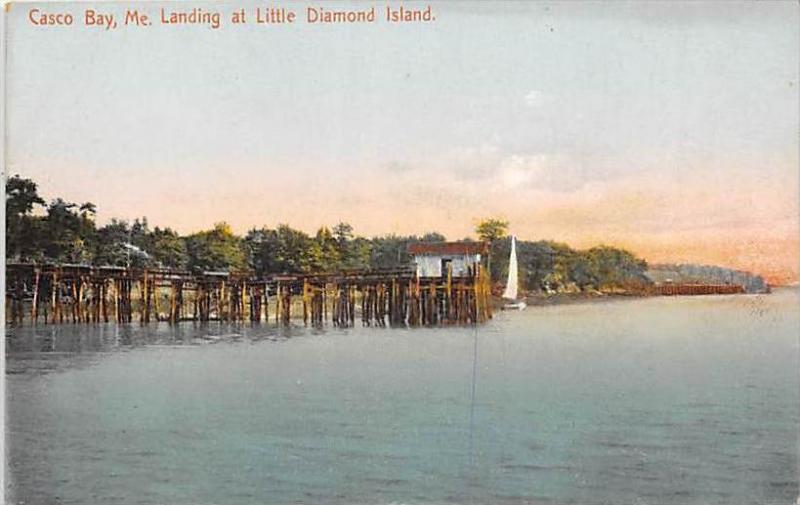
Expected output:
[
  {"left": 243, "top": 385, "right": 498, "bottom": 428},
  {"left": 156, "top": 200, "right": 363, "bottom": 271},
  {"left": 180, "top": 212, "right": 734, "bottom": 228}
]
[{"left": 5, "top": 1, "right": 799, "bottom": 283}]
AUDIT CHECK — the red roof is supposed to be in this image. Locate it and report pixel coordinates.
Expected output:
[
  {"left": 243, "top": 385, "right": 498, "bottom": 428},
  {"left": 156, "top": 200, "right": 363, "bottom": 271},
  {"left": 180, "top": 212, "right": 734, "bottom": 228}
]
[{"left": 408, "top": 242, "right": 488, "bottom": 256}]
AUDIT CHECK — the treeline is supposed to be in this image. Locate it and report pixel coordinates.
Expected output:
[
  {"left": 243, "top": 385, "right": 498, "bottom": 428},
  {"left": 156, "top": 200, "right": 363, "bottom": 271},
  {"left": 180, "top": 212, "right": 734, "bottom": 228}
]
[
  {"left": 6, "top": 175, "right": 651, "bottom": 292},
  {"left": 5, "top": 175, "right": 445, "bottom": 275},
  {"left": 489, "top": 236, "right": 651, "bottom": 293},
  {"left": 647, "top": 264, "right": 768, "bottom": 293}
]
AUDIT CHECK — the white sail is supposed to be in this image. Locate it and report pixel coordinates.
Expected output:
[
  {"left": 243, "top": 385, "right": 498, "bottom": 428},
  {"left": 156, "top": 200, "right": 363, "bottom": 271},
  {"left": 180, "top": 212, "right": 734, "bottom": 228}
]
[{"left": 502, "top": 236, "right": 518, "bottom": 300}]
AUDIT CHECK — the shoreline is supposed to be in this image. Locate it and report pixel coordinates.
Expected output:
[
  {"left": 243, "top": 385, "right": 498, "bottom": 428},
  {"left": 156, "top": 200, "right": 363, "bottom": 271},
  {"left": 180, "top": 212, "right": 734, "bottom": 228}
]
[
  {"left": 496, "top": 287, "right": 778, "bottom": 309},
  {"left": 526, "top": 291, "right": 642, "bottom": 307},
  {"left": 493, "top": 291, "right": 641, "bottom": 309}
]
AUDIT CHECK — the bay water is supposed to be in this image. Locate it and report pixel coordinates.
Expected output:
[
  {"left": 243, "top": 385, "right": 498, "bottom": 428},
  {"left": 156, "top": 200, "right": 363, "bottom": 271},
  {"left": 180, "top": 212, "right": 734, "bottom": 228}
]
[{"left": 6, "top": 289, "right": 799, "bottom": 504}]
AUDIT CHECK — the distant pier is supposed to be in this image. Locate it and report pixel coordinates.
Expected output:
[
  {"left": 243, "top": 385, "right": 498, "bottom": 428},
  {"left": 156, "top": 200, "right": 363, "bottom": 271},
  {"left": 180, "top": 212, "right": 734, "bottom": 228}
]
[
  {"left": 4, "top": 263, "right": 492, "bottom": 327},
  {"left": 647, "top": 284, "right": 746, "bottom": 296}
]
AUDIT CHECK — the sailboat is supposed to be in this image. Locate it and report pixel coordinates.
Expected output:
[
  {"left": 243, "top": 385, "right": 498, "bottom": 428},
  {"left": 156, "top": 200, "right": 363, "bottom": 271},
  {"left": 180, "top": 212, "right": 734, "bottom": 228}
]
[{"left": 502, "top": 236, "right": 527, "bottom": 310}]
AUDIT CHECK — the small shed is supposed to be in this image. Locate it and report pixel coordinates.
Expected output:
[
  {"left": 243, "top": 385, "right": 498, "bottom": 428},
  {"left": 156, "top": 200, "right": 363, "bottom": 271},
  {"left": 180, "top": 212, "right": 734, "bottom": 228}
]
[{"left": 408, "top": 242, "right": 488, "bottom": 277}]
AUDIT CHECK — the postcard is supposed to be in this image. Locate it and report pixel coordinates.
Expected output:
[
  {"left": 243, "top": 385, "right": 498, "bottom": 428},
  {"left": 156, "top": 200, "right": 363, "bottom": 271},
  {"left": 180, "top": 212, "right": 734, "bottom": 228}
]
[{"left": 2, "top": 2, "right": 799, "bottom": 504}]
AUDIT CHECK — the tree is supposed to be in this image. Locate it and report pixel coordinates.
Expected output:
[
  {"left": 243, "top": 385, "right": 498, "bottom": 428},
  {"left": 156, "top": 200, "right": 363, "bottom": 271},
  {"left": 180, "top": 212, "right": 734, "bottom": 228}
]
[
  {"left": 147, "top": 227, "right": 187, "bottom": 269},
  {"left": 5, "top": 175, "right": 46, "bottom": 260},
  {"left": 332, "top": 222, "right": 354, "bottom": 245},
  {"left": 476, "top": 218, "right": 509, "bottom": 243},
  {"left": 342, "top": 236, "right": 372, "bottom": 270},
  {"left": 312, "top": 227, "right": 341, "bottom": 271},
  {"left": 93, "top": 219, "right": 187, "bottom": 269},
  {"left": 42, "top": 198, "right": 97, "bottom": 263},
  {"left": 94, "top": 219, "right": 133, "bottom": 266},
  {"left": 518, "top": 240, "right": 560, "bottom": 292},
  {"left": 185, "top": 222, "right": 247, "bottom": 272},
  {"left": 6, "top": 175, "right": 45, "bottom": 216},
  {"left": 245, "top": 224, "right": 314, "bottom": 274},
  {"left": 330, "top": 222, "right": 373, "bottom": 270},
  {"left": 332, "top": 222, "right": 354, "bottom": 263},
  {"left": 475, "top": 217, "right": 509, "bottom": 278},
  {"left": 370, "top": 235, "right": 412, "bottom": 269},
  {"left": 580, "top": 246, "right": 649, "bottom": 291},
  {"left": 420, "top": 232, "right": 446, "bottom": 243}
]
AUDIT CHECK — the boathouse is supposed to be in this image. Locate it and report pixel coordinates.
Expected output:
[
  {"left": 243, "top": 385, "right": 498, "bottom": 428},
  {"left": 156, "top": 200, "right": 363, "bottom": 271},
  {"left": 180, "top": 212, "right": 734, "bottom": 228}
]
[{"left": 408, "top": 242, "right": 488, "bottom": 278}]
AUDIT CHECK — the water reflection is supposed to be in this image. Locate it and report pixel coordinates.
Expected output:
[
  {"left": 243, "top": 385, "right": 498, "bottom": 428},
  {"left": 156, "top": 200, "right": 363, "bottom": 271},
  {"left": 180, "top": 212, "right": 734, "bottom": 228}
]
[
  {"left": 5, "top": 322, "right": 316, "bottom": 377},
  {"left": 7, "top": 322, "right": 309, "bottom": 353}
]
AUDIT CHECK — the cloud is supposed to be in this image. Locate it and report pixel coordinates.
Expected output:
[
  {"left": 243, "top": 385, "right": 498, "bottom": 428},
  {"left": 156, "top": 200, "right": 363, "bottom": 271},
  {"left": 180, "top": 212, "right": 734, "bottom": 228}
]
[
  {"left": 524, "top": 89, "right": 546, "bottom": 108},
  {"left": 497, "top": 154, "right": 548, "bottom": 187},
  {"left": 400, "top": 141, "right": 590, "bottom": 194}
]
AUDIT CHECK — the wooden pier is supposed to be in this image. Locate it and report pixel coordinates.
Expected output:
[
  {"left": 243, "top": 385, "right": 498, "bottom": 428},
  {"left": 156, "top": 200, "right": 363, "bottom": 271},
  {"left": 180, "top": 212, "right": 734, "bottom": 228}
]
[
  {"left": 4, "top": 263, "right": 492, "bottom": 327},
  {"left": 648, "top": 283, "right": 746, "bottom": 296}
]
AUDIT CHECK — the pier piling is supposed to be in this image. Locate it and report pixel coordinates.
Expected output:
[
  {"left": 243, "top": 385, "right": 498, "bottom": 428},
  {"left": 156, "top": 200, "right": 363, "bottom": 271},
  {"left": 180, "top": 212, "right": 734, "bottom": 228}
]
[{"left": 5, "top": 264, "right": 493, "bottom": 328}]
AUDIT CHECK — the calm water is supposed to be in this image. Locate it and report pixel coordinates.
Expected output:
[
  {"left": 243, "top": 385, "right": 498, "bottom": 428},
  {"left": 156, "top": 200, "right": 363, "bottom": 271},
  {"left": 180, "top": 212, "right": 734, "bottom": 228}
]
[{"left": 6, "top": 289, "right": 800, "bottom": 505}]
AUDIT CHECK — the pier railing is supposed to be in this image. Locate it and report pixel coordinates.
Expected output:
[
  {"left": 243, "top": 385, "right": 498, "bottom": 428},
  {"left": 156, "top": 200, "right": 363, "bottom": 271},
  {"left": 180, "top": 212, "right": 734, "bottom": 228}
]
[{"left": 5, "top": 263, "right": 492, "bottom": 327}]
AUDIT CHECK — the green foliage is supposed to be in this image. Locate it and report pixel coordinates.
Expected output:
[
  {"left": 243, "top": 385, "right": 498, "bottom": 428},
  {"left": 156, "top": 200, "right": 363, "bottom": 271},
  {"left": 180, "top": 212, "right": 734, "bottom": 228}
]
[
  {"left": 475, "top": 218, "right": 509, "bottom": 243},
  {"left": 147, "top": 227, "right": 188, "bottom": 269},
  {"left": 332, "top": 222, "right": 353, "bottom": 246},
  {"left": 343, "top": 237, "right": 372, "bottom": 270},
  {"left": 490, "top": 237, "right": 650, "bottom": 293},
  {"left": 185, "top": 222, "right": 248, "bottom": 272},
  {"left": 420, "top": 232, "right": 446, "bottom": 243},
  {"left": 93, "top": 219, "right": 135, "bottom": 267},
  {"left": 581, "top": 246, "right": 650, "bottom": 290},
  {"left": 246, "top": 223, "right": 374, "bottom": 274},
  {"left": 41, "top": 198, "right": 97, "bottom": 263},
  {"left": 247, "top": 224, "right": 315, "bottom": 274},
  {"left": 5, "top": 175, "right": 46, "bottom": 260},
  {"left": 369, "top": 235, "right": 413, "bottom": 269},
  {"left": 477, "top": 218, "right": 509, "bottom": 275},
  {"left": 312, "top": 227, "right": 341, "bottom": 271},
  {"left": 6, "top": 175, "right": 45, "bottom": 216},
  {"left": 93, "top": 218, "right": 188, "bottom": 269}
]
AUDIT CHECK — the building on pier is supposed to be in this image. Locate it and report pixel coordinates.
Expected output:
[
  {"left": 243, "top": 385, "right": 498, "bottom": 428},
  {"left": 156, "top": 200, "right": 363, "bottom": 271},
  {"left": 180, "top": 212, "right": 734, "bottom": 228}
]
[{"left": 408, "top": 242, "right": 488, "bottom": 278}]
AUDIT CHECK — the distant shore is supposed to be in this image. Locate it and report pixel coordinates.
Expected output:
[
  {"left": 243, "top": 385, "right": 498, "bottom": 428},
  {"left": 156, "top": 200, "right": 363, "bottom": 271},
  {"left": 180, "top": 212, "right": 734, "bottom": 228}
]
[
  {"left": 527, "top": 291, "right": 640, "bottom": 307},
  {"left": 492, "top": 291, "right": 635, "bottom": 309},
  {"left": 495, "top": 286, "right": 777, "bottom": 309}
]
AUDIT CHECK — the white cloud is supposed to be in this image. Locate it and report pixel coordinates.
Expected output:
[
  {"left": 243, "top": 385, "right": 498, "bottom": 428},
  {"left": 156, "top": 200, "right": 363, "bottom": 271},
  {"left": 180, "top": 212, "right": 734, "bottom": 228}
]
[
  {"left": 498, "top": 154, "right": 548, "bottom": 187},
  {"left": 524, "top": 89, "right": 546, "bottom": 108}
]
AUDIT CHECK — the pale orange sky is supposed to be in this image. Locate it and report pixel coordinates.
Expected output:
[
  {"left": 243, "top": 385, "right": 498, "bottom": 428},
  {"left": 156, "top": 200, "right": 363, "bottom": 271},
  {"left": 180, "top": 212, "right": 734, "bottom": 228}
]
[
  {"left": 6, "top": 2, "right": 799, "bottom": 284},
  {"left": 22, "top": 154, "right": 799, "bottom": 285}
]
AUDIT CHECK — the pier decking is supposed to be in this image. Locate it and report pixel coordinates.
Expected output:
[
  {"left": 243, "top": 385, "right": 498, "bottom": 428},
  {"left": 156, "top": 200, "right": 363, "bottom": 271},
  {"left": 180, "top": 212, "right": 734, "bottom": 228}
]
[{"left": 5, "top": 263, "right": 492, "bottom": 327}]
